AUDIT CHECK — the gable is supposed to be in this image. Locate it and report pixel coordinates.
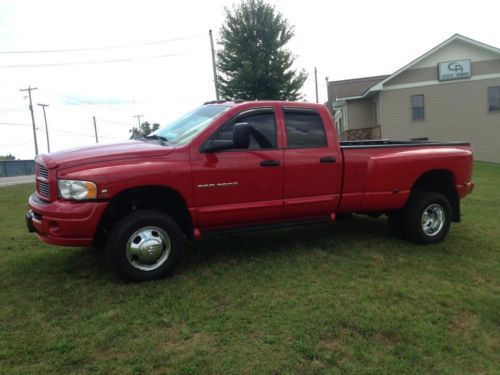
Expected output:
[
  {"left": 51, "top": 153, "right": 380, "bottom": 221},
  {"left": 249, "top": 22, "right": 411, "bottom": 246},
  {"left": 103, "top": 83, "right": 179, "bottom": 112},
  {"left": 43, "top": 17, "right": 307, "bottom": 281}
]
[{"left": 412, "top": 39, "right": 500, "bottom": 69}]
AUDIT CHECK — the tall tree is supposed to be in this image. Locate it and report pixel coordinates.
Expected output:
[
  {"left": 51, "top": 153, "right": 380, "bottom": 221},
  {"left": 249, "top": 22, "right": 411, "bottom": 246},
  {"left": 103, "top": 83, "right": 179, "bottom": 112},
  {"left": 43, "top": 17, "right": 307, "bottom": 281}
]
[
  {"left": 217, "top": 0, "right": 307, "bottom": 101},
  {"left": 129, "top": 122, "right": 160, "bottom": 139}
]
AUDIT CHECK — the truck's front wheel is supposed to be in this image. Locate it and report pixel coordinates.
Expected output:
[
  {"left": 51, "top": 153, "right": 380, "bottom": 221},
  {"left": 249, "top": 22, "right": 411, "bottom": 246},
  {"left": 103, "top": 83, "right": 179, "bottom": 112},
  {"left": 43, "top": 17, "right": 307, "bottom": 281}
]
[
  {"left": 402, "top": 191, "right": 452, "bottom": 244},
  {"left": 105, "top": 209, "right": 184, "bottom": 282}
]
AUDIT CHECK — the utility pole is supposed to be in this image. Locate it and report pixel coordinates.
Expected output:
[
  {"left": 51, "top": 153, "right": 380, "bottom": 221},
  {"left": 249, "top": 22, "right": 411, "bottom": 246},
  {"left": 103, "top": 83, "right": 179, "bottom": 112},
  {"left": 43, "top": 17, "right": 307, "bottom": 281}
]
[
  {"left": 133, "top": 114, "right": 143, "bottom": 128},
  {"left": 93, "top": 116, "right": 99, "bottom": 143},
  {"left": 314, "top": 67, "right": 319, "bottom": 104},
  {"left": 37, "top": 103, "right": 50, "bottom": 153},
  {"left": 209, "top": 29, "right": 220, "bottom": 101},
  {"left": 325, "top": 76, "right": 330, "bottom": 106},
  {"left": 20, "top": 86, "right": 39, "bottom": 156}
]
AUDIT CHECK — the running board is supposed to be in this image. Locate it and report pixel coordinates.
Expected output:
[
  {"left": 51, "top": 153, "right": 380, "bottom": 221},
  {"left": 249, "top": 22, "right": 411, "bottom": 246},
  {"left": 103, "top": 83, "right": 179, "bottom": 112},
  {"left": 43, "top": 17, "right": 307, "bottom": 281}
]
[{"left": 199, "top": 216, "right": 331, "bottom": 238}]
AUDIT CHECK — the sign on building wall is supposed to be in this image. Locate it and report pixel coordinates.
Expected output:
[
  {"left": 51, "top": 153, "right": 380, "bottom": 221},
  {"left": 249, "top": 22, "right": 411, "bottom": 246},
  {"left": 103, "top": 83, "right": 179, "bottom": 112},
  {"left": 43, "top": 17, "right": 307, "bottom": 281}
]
[{"left": 438, "top": 59, "right": 471, "bottom": 81}]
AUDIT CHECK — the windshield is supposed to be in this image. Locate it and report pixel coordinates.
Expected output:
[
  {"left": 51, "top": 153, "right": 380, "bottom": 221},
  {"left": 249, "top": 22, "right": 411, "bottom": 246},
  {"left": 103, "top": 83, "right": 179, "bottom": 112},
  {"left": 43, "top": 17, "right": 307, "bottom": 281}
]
[{"left": 150, "top": 105, "right": 230, "bottom": 146}]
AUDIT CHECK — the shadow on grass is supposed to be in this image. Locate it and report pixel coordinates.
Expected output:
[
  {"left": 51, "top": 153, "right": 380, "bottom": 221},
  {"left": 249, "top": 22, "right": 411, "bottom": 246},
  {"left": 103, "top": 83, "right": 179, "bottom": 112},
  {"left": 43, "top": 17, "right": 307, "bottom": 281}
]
[
  {"left": 8, "top": 214, "right": 432, "bottom": 285},
  {"left": 8, "top": 216, "right": 390, "bottom": 282}
]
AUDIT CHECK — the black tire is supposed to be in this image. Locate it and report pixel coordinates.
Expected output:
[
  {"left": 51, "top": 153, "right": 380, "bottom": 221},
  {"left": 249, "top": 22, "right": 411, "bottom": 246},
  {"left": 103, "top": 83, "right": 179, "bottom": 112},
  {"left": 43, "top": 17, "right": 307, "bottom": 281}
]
[
  {"left": 387, "top": 210, "right": 404, "bottom": 238},
  {"left": 105, "top": 209, "right": 184, "bottom": 282},
  {"left": 401, "top": 191, "right": 452, "bottom": 245}
]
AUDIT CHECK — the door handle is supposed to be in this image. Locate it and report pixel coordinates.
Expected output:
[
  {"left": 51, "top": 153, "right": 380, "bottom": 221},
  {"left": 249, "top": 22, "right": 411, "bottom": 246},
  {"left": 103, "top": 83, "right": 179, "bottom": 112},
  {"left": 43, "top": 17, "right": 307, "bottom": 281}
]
[
  {"left": 260, "top": 160, "right": 280, "bottom": 167},
  {"left": 320, "top": 156, "right": 337, "bottom": 163}
]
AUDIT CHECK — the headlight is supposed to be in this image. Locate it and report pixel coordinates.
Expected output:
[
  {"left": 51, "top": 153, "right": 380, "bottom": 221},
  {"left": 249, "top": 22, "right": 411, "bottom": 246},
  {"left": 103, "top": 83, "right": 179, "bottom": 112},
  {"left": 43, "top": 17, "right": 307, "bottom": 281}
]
[{"left": 58, "top": 180, "right": 97, "bottom": 200}]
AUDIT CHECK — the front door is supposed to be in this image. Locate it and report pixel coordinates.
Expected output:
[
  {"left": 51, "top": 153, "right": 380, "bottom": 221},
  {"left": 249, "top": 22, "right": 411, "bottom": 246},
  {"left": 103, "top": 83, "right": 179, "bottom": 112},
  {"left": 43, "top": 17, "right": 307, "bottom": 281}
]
[{"left": 191, "top": 107, "right": 284, "bottom": 229}]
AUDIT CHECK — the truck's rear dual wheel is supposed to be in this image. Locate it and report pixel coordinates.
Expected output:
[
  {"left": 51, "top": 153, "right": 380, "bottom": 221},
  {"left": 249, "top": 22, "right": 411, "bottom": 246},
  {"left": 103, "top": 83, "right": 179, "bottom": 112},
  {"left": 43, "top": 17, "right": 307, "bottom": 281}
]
[
  {"left": 400, "top": 191, "right": 452, "bottom": 244},
  {"left": 105, "top": 209, "right": 184, "bottom": 282}
]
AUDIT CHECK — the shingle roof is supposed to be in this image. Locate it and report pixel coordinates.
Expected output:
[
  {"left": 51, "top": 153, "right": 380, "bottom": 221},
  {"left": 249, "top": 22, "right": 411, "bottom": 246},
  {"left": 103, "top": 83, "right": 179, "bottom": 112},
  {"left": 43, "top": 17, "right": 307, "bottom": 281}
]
[{"left": 329, "top": 75, "right": 389, "bottom": 100}]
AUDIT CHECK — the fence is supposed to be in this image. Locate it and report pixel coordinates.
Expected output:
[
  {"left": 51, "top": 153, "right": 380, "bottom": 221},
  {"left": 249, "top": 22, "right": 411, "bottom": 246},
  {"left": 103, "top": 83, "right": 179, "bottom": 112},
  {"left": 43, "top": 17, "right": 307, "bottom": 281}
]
[{"left": 0, "top": 160, "right": 35, "bottom": 177}]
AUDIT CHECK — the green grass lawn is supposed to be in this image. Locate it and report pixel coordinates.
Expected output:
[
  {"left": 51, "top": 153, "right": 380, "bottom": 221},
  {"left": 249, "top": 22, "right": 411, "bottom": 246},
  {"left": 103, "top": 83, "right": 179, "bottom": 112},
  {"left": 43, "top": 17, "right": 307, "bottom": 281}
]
[{"left": 0, "top": 162, "right": 499, "bottom": 374}]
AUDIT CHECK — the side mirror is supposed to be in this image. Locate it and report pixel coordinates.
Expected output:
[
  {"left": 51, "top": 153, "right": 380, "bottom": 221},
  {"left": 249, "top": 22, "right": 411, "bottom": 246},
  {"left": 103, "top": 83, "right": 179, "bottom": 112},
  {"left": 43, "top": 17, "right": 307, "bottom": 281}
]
[
  {"left": 232, "top": 122, "right": 250, "bottom": 149},
  {"left": 204, "top": 122, "right": 250, "bottom": 152}
]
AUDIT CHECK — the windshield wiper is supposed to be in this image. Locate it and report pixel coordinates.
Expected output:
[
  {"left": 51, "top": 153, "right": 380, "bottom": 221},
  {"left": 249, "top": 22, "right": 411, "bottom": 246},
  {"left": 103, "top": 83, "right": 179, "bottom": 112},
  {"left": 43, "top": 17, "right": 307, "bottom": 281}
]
[{"left": 144, "top": 134, "right": 168, "bottom": 145}]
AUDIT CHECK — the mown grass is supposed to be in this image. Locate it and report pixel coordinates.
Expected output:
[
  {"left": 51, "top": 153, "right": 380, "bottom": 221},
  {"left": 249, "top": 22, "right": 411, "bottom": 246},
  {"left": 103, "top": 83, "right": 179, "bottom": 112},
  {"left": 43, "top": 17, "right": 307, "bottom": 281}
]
[{"left": 0, "top": 162, "right": 498, "bottom": 374}]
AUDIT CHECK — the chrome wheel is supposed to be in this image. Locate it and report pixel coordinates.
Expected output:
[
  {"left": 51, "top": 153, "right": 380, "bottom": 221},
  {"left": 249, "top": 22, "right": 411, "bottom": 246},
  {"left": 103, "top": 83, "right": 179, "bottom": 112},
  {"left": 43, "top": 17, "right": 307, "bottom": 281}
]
[
  {"left": 421, "top": 203, "right": 445, "bottom": 237},
  {"left": 125, "top": 226, "right": 171, "bottom": 271}
]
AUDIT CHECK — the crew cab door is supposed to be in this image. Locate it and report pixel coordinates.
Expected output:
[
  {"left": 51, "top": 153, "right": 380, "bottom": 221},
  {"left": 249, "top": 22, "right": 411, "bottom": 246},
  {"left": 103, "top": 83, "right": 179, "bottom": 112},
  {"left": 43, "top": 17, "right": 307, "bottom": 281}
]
[
  {"left": 281, "top": 107, "right": 342, "bottom": 219},
  {"left": 191, "top": 107, "right": 283, "bottom": 229}
]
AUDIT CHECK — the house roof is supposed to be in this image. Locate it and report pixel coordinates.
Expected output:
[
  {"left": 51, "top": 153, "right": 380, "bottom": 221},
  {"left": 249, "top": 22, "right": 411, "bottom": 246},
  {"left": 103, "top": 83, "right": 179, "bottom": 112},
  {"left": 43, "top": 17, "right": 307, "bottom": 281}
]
[
  {"left": 329, "top": 33, "right": 500, "bottom": 101},
  {"left": 330, "top": 75, "right": 388, "bottom": 101}
]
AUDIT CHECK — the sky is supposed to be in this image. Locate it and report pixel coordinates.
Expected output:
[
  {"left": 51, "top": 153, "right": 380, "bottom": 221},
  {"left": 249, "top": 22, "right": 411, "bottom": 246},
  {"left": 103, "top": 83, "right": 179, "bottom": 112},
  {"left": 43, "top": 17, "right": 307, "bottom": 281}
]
[{"left": 1, "top": 0, "right": 499, "bottom": 159}]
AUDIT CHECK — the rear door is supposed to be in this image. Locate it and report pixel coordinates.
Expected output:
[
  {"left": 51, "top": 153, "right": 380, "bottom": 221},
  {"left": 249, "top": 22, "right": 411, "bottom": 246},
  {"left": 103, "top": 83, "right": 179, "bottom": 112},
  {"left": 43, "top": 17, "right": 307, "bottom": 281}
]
[
  {"left": 191, "top": 106, "right": 284, "bottom": 229},
  {"left": 281, "top": 107, "right": 342, "bottom": 219}
]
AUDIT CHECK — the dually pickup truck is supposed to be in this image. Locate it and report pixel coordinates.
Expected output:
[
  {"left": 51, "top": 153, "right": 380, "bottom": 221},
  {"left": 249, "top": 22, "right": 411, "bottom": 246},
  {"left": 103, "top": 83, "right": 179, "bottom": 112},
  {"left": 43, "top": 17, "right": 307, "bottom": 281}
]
[{"left": 26, "top": 100, "right": 474, "bottom": 281}]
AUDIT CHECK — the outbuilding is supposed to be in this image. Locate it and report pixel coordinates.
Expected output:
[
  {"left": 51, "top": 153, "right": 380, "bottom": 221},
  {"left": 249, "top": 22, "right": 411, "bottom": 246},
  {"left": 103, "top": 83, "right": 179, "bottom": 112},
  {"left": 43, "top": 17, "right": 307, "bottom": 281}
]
[{"left": 328, "top": 34, "right": 500, "bottom": 163}]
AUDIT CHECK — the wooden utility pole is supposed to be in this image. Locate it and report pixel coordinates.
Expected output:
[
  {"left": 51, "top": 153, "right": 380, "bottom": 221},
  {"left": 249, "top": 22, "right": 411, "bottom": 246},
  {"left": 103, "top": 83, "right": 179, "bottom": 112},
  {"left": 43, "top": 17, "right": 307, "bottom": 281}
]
[
  {"left": 209, "top": 29, "right": 220, "bottom": 101},
  {"left": 20, "top": 86, "right": 39, "bottom": 155},
  {"left": 93, "top": 116, "right": 99, "bottom": 143},
  {"left": 37, "top": 103, "right": 50, "bottom": 153},
  {"left": 325, "top": 76, "right": 329, "bottom": 105},
  {"left": 133, "top": 114, "right": 144, "bottom": 128},
  {"left": 314, "top": 67, "right": 319, "bottom": 103}
]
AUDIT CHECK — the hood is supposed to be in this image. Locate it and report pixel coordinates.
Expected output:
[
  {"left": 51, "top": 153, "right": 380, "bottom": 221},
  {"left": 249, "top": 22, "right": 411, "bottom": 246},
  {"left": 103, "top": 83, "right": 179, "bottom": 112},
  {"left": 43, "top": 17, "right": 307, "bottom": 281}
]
[{"left": 37, "top": 140, "right": 175, "bottom": 169}]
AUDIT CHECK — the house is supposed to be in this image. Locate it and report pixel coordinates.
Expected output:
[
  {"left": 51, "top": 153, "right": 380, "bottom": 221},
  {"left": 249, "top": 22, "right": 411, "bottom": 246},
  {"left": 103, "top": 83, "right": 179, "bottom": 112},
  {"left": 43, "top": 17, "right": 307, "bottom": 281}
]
[{"left": 327, "top": 34, "right": 500, "bottom": 163}]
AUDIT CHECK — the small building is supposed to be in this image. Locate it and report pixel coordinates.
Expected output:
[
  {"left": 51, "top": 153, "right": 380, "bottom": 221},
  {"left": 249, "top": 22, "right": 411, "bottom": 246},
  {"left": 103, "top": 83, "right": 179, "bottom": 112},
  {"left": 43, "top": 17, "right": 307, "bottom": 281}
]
[{"left": 328, "top": 34, "right": 500, "bottom": 163}]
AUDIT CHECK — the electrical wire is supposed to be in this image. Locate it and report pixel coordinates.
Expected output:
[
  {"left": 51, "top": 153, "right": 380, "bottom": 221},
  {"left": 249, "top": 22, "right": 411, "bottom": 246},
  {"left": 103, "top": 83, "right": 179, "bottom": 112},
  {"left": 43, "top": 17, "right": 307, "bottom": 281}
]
[
  {"left": 0, "top": 34, "right": 204, "bottom": 54},
  {"left": 0, "top": 121, "right": 31, "bottom": 126},
  {"left": 0, "top": 141, "right": 32, "bottom": 148},
  {"left": 0, "top": 51, "right": 196, "bottom": 68},
  {"left": 98, "top": 118, "right": 133, "bottom": 126},
  {"left": 50, "top": 127, "right": 120, "bottom": 139},
  {"left": 41, "top": 90, "right": 127, "bottom": 114}
]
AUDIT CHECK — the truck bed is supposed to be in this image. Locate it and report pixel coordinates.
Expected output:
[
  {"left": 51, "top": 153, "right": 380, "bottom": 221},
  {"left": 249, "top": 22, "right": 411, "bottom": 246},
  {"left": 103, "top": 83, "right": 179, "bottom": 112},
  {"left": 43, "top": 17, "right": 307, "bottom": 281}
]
[{"left": 337, "top": 140, "right": 473, "bottom": 214}]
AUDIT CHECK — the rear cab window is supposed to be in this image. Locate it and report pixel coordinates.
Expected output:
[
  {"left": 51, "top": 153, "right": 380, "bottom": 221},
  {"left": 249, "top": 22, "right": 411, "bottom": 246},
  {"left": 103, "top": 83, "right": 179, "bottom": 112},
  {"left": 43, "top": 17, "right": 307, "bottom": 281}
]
[{"left": 283, "top": 109, "right": 327, "bottom": 148}]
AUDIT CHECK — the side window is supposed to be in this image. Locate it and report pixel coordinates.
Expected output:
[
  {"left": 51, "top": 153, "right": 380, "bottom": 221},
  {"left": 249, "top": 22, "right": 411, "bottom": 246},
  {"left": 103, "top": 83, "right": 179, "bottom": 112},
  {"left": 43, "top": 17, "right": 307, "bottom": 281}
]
[
  {"left": 488, "top": 86, "right": 500, "bottom": 112},
  {"left": 212, "top": 111, "right": 277, "bottom": 149},
  {"left": 411, "top": 95, "right": 425, "bottom": 121},
  {"left": 284, "top": 110, "right": 327, "bottom": 148}
]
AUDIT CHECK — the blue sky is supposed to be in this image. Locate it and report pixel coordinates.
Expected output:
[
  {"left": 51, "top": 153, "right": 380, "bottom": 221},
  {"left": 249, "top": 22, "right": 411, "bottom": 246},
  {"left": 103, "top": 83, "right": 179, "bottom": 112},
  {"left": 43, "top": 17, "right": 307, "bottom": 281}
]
[{"left": 1, "top": 0, "right": 499, "bottom": 159}]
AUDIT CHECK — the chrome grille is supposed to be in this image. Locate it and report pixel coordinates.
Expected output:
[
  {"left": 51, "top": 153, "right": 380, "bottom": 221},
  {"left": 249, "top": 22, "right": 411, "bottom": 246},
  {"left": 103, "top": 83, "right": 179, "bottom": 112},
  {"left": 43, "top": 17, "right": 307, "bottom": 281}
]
[
  {"left": 36, "top": 163, "right": 51, "bottom": 199},
  {"left": 38, "top": 164, "right": 49, "bottom": 178},
  {"left": 37, "top": 181, "right": 51, "bottom": 198}
]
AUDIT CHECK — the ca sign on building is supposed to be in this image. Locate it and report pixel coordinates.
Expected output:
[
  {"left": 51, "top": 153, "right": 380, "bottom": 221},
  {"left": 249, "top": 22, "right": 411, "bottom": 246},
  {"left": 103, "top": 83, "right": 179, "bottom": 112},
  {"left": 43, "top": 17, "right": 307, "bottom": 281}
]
[{"left": 328, "top": 34, "right": 500, "bottom": 163}]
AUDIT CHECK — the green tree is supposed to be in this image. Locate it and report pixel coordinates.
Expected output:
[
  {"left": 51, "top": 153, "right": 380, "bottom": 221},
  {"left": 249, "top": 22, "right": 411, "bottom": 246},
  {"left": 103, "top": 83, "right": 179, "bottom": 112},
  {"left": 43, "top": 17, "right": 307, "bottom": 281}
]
[
  {"left": 0, "top": 154, "right": 16, "bottom": 161},
  {"left": 129, "top": 122, "right": 160, "bottom": 139},
  {"left": 217, "top": 0, "right": 307, "bottom": 101}
]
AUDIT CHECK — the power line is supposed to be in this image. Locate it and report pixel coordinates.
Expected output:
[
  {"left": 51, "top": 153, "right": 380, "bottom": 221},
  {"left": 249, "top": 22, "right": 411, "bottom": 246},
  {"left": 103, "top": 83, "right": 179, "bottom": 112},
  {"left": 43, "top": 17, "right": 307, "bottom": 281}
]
[
  {"left": 0, "top": 34, "right": 204, "bottom": 54},
  {"left": 0, "top": 51, "right": 196, "bottom": 69},
  {"left": 42, "top": 90, "right": 125, "bottom": 113},
  {"left": 98, "top": 118, "right": 132, "bottom": 126},
  {"left": 49, "top": 127, "right": 117, "bottom": 139},
  {"left": 0, "top": 141, "right": 33, "bottom": 148},
  {"left": 49, "top": 128, "right": 100, "bottom": 138},
  {"left": 0, "top": 108, "right": 27, "bottom": 114},
  {"left": 0, "top": 121, "right": 31, "bottom": 126}
]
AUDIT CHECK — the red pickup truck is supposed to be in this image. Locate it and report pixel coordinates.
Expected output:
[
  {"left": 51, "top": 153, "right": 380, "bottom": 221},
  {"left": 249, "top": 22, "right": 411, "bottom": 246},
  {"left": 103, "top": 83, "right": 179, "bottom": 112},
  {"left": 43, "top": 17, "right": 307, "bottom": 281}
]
[{"left": 26, "top": 100, "right": 474, "bottom": 281}]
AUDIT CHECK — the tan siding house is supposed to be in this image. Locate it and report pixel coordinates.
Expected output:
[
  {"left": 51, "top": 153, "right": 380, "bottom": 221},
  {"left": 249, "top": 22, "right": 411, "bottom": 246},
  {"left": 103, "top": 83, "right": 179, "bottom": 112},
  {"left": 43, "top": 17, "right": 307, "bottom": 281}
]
[{"left": 328, "top": 34, "right": 500, "bottom": 163}]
